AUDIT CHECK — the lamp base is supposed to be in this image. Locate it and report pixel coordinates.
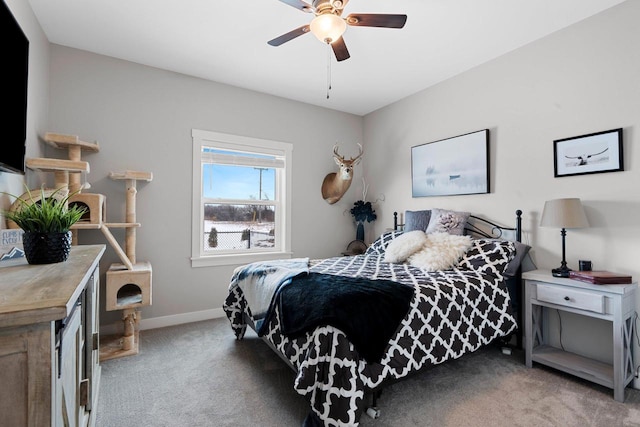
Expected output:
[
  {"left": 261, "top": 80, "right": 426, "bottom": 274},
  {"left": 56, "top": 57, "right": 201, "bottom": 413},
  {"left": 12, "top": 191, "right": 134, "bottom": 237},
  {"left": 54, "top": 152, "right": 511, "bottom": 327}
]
[{"left": 552, "top": 266, "right": 572, "bottom": 278}]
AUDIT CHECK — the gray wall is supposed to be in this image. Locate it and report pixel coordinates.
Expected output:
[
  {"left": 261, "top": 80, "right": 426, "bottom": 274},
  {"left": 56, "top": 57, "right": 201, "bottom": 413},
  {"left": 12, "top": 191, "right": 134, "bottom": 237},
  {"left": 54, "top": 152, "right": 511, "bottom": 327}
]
[
  {"left": 363, "top": 0, "right": 639, "bottom": 381},
  {"left": 47, "top": 45, "right": 364, "bottom": 327}
]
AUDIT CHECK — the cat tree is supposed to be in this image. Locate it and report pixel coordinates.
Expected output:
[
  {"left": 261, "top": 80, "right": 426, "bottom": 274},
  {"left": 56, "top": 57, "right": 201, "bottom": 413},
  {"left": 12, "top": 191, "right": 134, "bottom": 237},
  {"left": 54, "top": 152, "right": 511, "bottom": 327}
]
[{"left": 12, "top": 132, "right": 154, "bottom": 361}]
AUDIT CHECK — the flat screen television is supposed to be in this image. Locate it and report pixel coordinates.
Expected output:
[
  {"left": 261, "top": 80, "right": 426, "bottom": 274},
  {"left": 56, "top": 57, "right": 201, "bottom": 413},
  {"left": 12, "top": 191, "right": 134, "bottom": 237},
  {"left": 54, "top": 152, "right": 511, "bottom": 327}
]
[{"left": 0, "top": 0, "right": 29, "bottom": 174}]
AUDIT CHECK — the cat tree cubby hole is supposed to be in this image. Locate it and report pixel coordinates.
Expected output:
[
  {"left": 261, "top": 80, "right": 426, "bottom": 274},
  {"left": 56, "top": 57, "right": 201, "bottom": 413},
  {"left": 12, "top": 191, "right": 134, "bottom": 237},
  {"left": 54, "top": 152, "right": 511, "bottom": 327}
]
[
  {"left": 100, "top": 262, "right": 152, "bottom": 361},
  {"left": 69, "top": 193, "right": 106, "bottom": 225},
  {"left": 116, "top": 284, "right": 143, "bottom": 306},
  {"left": 105, "top": 262, "right": 152, "bottom": 311}
]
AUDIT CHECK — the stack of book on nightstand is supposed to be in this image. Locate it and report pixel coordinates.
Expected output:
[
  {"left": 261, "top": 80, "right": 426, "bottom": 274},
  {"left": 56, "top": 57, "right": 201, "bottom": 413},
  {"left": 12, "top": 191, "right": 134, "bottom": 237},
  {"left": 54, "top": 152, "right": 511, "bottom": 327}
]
[{"left": 569, "top": 270, "right": 632, "bottom": 284}]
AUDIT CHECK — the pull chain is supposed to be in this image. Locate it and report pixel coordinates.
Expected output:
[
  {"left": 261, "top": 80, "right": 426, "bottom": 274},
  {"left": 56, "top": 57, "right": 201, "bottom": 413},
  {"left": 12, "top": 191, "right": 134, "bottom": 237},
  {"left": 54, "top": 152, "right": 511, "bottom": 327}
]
[{"left": 326, "top": 42, "right": 332, "bottom": 99}]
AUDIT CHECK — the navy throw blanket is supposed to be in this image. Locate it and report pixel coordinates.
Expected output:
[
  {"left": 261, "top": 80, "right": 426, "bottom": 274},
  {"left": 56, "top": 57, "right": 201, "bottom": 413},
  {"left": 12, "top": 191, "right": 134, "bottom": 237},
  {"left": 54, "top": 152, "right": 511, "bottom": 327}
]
[{"left": 278, "top": 272, "right": 415, "bottom": 364}]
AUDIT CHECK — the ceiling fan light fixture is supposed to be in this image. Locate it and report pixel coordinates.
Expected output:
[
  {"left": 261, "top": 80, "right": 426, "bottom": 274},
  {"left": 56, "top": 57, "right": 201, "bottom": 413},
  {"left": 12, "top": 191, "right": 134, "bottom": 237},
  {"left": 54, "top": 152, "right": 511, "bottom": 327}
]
[{"left": 310, "top": 14, "right": 346, "bottom": 43}]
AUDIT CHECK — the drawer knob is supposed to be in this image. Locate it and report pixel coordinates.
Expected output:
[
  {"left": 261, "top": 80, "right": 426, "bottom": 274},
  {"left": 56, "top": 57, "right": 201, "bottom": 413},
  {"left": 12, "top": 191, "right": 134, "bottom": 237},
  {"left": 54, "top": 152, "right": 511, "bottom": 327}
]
[{"left": 564, "top": 296, "right": 570, "bottom": 301}]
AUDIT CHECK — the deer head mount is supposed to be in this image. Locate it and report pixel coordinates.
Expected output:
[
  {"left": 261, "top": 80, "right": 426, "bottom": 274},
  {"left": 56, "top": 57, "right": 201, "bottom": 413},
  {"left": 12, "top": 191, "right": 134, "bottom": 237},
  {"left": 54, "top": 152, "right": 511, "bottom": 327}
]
[{"left": 321, "top": 143, "right": 363, "bottom": 204}]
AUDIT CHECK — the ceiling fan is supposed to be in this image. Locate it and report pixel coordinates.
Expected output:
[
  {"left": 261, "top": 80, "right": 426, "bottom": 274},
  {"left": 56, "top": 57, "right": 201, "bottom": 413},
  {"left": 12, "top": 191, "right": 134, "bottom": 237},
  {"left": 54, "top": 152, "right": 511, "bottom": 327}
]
[{"left": 267, "top": 0, "right": 407, "bottom": 62}]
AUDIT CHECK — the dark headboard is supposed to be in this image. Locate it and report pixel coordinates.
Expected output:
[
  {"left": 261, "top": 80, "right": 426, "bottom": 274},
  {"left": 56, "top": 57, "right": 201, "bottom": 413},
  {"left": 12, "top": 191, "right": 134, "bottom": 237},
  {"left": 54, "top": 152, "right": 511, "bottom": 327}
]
[{"left": 393, "top": 210, "right": 522, "bottom": 241}]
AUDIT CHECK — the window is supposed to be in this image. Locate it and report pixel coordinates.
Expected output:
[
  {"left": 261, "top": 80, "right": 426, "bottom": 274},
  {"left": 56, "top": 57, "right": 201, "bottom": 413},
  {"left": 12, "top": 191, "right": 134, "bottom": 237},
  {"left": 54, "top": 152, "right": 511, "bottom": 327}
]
[{"left": 191, "top": 129, "right": 292, "bottom": 267}]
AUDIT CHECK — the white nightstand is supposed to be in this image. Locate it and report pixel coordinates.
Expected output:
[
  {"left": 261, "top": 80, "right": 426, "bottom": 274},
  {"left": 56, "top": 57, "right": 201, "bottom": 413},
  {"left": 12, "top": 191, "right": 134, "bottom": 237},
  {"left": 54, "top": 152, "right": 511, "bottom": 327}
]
[{"left": 523, "top": 269, "right": 637, "bottom": 402}]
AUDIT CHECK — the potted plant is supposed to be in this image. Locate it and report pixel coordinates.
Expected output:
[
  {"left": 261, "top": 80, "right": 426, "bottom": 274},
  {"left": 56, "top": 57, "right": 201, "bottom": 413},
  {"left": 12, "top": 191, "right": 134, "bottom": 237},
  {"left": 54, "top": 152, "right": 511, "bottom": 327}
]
[
  {"left": 2, "top": 187, "right": 86, "bottom": 264},
  {"left": 350, "top": 200, "right": 377, "bottom": 241}
]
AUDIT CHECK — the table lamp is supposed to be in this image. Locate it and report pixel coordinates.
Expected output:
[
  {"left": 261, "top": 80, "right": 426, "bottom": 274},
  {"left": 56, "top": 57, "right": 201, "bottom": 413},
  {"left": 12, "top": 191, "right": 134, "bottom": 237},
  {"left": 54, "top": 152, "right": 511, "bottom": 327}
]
[{"left": 540, "top": 198, "right": 589, "bottom": 277}]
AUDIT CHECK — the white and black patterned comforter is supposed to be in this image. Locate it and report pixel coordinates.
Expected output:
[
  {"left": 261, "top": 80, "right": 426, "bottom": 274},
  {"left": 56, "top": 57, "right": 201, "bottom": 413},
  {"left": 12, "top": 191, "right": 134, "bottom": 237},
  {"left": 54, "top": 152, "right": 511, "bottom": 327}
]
[{"left": 223, "top": 235, "right": 517, "bottom": 427}]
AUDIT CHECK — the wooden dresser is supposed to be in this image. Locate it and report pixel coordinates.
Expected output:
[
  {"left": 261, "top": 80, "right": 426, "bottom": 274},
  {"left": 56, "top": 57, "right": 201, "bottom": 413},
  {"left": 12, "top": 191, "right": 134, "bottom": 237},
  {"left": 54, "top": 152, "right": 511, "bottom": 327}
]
[{"left": 0, "top": 245, "right": 105, "bottom": 426}]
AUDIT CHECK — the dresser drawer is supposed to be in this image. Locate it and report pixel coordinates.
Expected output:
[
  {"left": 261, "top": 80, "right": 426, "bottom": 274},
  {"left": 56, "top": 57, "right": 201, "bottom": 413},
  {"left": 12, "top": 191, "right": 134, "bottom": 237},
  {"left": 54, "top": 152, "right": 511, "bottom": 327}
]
[{"left": 536, "top": 283, "right": 605, "bottom": 313}]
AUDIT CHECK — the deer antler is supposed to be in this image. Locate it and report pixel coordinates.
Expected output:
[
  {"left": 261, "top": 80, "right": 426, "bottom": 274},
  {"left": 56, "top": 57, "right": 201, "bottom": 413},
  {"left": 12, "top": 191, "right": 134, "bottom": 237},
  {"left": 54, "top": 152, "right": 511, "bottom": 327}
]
[
  {"left": 351, "top": 143, "right": 363, "bottom": 164},
  {"left": 333, "top": 143, "right": 344, "bottom": 162}
]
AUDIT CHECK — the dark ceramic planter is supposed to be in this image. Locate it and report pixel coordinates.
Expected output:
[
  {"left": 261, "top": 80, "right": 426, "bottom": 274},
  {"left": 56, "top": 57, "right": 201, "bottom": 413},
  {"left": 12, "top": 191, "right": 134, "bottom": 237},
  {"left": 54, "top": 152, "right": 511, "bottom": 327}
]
[
  {"left": 356, "top": 221, "right": 365, "bottom": 242},
  {"left": 22, "top": 231, "right": 72, "bottom": 264}
]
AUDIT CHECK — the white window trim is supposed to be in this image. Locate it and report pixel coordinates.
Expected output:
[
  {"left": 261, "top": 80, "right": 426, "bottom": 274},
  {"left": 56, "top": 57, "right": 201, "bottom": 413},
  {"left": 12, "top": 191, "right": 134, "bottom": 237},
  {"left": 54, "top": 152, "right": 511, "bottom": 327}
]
[{"left": 191, "top": 129, "right": 292, "bottom": 267}]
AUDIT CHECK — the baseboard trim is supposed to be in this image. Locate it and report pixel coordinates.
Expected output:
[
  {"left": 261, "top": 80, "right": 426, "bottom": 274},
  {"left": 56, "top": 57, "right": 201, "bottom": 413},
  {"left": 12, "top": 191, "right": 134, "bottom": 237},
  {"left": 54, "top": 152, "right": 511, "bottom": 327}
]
[{"left": 100, "top": 308, "right": 226, "bottom": 335}]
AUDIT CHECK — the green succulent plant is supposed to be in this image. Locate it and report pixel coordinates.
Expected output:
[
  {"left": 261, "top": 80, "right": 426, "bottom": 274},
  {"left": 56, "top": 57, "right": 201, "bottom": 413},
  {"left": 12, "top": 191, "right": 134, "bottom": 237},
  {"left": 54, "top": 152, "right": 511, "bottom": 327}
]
[{"left": 2, "top": 187, "right": 86, "bottom": 233}]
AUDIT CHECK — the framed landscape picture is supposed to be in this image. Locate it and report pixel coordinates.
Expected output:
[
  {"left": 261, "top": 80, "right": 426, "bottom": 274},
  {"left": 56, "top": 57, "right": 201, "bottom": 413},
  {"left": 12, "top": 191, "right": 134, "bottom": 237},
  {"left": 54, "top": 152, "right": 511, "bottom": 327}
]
[
  {"left": 554, "top": 128, "right": 623, "bottom": 177},
  {"left": 411, "top": 129, "right": 489, "bottom": 197}
]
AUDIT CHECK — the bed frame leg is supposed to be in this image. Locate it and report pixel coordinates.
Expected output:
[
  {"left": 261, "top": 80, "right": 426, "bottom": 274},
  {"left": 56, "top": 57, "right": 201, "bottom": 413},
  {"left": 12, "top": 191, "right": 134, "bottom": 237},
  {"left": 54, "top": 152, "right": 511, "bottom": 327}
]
[
  {"left": 366, "top": 406, "right": 380, "bottom": 420},
  {"left": 366, "top": 390, "right": 382, "bottom": 419}
]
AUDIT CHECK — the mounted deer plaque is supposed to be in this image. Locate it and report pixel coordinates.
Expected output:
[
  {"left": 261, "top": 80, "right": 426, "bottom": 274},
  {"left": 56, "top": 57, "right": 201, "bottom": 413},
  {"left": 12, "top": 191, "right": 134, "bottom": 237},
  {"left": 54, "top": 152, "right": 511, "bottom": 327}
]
[{"left": 321, "top": 143, "right": 363, "bottom": 204}]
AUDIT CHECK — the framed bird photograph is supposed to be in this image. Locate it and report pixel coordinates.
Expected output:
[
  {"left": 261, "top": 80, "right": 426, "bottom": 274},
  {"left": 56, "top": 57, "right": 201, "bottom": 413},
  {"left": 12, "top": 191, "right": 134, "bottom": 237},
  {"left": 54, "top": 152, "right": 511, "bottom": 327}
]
[{"left": 553, "top": 128, "right": 623, "bottom": 177}]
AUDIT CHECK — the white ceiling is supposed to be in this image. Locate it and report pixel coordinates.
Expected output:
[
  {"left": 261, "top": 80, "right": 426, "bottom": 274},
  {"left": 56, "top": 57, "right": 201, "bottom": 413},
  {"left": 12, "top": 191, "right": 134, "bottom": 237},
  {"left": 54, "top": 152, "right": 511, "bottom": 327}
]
[{"left": 28, "top": 0, "right": 626, "bottom": 116}]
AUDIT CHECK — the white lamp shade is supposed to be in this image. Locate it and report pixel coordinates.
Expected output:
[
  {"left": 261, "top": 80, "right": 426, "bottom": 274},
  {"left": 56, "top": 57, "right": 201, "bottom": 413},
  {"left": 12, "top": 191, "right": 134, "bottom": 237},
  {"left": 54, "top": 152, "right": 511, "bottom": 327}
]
[
  {"left": 540, "top": 198, "right": 589, "bottom": 229},
  {"left": 310, "top": 14, "right": 347, "bottom": 43}
]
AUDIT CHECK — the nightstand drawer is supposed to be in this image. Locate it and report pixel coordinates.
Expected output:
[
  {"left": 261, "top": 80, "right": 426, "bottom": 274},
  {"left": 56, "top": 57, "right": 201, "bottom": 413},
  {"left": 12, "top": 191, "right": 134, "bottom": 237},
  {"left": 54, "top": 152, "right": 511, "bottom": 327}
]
[{"left": 536, "top": 283, "right": 605, "bottom": 313}]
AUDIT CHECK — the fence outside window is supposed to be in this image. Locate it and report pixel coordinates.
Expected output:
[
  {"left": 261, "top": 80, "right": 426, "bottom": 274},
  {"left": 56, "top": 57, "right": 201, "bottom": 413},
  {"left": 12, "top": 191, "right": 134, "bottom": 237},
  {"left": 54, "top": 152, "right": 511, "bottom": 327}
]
[{"left": 204, "top": 227, "right": 274, "bottom": 251}]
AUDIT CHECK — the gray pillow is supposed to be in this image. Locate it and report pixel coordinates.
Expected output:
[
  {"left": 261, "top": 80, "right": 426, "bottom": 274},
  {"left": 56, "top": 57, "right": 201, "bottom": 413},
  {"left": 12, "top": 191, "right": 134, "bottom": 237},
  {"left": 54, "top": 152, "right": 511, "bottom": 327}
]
[
  {"left": 404, "top": 210, "right": 431, "bottom": 232},
  {"left": 426, "top": 208, "right": 470, "bottom": 235},
  {"left": 504, "top": 242, "right": 533, "bottom": 277}
]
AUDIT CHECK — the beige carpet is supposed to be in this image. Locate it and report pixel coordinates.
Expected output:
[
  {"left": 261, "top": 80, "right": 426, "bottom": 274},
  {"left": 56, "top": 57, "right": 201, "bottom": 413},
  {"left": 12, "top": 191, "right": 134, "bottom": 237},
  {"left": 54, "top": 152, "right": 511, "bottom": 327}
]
[{"left": 96, "top": 318, "right": 640, "bottom": 427}]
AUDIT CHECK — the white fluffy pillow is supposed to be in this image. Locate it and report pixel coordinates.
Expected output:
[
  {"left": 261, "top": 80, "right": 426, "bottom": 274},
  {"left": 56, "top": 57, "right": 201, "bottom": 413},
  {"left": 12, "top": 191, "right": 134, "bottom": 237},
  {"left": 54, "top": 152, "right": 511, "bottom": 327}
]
[
  {"left": 408, "top": 232, "right": 473, "bottom": 271},
  {"left": 384, "top": 230, "right": 429, "bottom": 263}
]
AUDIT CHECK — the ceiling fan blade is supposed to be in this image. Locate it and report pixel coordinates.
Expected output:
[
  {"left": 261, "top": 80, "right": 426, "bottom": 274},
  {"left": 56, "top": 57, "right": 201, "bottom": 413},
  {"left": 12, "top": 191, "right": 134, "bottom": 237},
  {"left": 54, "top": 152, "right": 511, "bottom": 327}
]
[
  {"left": 345, "top": 14, "right": 407, "bottom": 28},
  {"left": 331, "top": 37, "right": 350, "bottom": 62},
  {"left": 277, "top": 0, "right": 314, "bottom": 13},
  {"left": 268, "top": 25, "right": 310, "bottom": 47}
]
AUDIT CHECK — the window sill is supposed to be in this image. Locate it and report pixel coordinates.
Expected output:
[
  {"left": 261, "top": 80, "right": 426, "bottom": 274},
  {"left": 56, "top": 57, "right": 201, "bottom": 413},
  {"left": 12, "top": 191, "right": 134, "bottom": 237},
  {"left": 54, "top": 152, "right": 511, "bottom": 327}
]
[{"left": 191, "top": 251, "right": 293, "bottom": 268}]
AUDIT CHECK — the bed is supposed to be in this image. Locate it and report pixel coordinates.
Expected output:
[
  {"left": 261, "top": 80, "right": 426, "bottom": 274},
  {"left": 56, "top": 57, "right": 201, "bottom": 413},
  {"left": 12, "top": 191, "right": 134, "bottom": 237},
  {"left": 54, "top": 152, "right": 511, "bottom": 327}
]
[{"left": 223, "top": 209, "right": 526, "bottom": 427}]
